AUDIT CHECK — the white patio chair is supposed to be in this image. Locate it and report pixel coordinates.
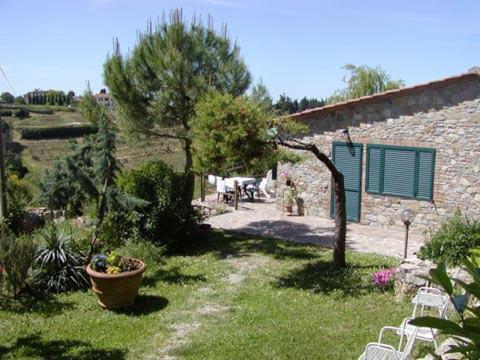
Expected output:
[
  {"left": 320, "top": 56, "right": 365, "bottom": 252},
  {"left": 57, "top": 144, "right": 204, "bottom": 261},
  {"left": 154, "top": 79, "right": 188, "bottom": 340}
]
[
  {"left": 216, "top": 176, "right": 233, "bottom": 202},
  {"left": 258, "top": 170, "right": 276, "bottom": 198},
  {"left": 398, "top": 287, "right": 450, "bottom": 350},
  {"left": 359, "top": 320, "right": 418, "bottom": 360},
  {"left": 208, "top": 174, "right": 217, "bottom": 185}
]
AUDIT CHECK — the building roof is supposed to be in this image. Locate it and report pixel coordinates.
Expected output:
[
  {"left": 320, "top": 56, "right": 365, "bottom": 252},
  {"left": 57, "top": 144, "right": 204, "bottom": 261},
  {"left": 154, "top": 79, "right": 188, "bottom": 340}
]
[{"left": 292, "top": 70, "right": 480, "bottom": 119}]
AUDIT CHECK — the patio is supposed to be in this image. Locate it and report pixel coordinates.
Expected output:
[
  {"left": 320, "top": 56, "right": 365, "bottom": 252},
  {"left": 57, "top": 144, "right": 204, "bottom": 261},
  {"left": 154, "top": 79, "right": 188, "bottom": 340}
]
[{"left": 199, "top": 196, "right": 426, "bottom": 259}]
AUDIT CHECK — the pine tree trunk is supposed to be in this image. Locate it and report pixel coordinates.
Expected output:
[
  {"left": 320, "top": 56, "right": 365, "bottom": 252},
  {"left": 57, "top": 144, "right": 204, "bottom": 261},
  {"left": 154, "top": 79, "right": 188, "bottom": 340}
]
[{"left": 184, "top": 138, "right": 195, "bottom": 206}]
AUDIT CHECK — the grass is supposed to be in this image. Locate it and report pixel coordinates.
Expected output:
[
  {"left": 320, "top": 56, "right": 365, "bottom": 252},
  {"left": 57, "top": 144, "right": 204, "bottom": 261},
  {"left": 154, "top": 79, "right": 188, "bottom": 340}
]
[{"left": 0, "top": 232, "right": 428, "bottom": 359}]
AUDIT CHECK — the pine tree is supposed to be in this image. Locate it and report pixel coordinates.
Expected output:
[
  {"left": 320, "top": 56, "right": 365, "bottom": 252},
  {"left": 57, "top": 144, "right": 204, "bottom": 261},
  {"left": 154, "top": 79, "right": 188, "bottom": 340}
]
[{"left": 103, "top": 9, "right": 251, "bottom": 206}]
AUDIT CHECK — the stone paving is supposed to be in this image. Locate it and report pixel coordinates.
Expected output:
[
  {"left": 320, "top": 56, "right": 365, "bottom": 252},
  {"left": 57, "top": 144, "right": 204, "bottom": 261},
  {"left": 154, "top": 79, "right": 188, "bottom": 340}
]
[{"left": 197, "top": 195, "right": 426, "bottom": 259}]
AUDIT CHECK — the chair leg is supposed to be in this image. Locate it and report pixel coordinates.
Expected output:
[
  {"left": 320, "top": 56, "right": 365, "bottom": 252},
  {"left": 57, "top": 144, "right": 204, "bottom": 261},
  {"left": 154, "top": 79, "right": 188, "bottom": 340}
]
[{"left": 261, "top": 188, "right": 271, "bottom": 198}]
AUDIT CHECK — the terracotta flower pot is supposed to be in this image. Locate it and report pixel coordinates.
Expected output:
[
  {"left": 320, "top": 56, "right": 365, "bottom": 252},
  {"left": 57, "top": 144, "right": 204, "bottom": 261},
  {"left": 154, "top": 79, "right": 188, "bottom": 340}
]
[
  {"left": 284, "top": 204, "right": 293, "bottom": 214},
  {"left": 86, "top": 258, "right": 146, "bottom": 310}
]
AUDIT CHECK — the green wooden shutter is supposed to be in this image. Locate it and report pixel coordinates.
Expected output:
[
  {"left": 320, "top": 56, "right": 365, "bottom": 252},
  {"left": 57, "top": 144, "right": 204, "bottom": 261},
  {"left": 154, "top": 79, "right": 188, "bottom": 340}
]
[
  {"left": 366, "top": 147, "right": 381, "bottom": 193},
  {"left": 330, "top": 142, "right": 363, "bottom": 222},
  {"left": 383, "top": 149, "right": 416, "bottom": 197},
  {"left": 417, "top": 150, "right": 435, "bottom": 200}
]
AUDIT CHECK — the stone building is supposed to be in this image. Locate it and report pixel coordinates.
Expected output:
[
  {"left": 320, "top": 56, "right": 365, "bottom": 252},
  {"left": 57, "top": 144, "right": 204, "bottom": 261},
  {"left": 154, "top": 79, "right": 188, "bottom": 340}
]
[{"left": 277, "top": 68, "right": 480, "bottom": 234}]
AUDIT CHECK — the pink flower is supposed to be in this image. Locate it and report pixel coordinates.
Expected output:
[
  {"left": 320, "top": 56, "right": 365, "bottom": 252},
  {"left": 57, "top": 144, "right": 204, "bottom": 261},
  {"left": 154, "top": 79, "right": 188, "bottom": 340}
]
[{"left": 372, "top": 268, "right": 396, "bottom": 288}]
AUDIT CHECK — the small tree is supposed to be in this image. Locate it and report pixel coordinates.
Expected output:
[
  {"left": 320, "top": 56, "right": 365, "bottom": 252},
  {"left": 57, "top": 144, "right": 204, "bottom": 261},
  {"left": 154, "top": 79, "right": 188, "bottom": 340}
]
[
  {"left": 192, "top": 92, "right": 348, "bottom": 268},
  {"left": 0, "top": 92, "right": 15, "bottom": 104}
]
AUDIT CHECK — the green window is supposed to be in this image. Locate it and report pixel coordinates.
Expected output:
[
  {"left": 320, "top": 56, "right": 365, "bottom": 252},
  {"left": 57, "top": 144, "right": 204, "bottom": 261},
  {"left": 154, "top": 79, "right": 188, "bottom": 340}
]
[{"left": 366, "top": 144, "right": 435, "bottom": 200}]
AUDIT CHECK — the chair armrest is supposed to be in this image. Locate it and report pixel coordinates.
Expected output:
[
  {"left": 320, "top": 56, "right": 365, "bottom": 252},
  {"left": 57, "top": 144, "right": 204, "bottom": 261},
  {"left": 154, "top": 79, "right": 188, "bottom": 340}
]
[{"left": 378, "top": 325, "right": 411, "bottom": 342}]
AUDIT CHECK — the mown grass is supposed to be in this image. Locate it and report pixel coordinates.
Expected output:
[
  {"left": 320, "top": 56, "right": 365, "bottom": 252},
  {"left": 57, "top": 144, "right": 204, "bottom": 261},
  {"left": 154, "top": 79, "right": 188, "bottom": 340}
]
[{"left": 0, "top": 232, "right": 428, "bottom": 359}]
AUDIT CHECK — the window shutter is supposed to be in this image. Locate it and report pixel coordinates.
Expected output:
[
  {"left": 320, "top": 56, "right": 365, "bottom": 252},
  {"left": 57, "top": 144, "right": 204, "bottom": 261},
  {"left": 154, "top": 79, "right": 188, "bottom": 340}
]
[
  {"left": 417, "top": 151, "right": 435, "bottom": 200},
  {"left": 366, "top": 147, "right": 381, "bottom": 193},
  {"left": 383, "top": 149, "right": 415, "bottom": 197}
]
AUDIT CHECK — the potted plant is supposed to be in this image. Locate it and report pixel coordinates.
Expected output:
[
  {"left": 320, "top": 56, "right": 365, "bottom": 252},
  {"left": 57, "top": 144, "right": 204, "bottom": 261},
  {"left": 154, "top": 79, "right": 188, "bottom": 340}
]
[
  {"left": 284, "top": 183, "right": 297, "bottom": 216},
  {"left": 86, "top": 251, "right": 146, "bottom": 310}
]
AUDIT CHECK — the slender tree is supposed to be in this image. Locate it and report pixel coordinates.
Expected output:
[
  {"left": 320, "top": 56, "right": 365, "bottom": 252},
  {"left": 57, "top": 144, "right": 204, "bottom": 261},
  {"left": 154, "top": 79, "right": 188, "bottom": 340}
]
[
  {"left": 192, "top": 92, "right": 347, "bottom": 268},
  {"left": 103, "top": 9, "right": 251, "bottom": 205}
]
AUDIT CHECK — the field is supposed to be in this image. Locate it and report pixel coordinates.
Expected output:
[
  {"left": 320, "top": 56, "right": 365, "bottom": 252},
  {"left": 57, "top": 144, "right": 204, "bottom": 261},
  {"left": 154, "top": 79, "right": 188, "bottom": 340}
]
[
  {"left": 5, "top": 108, "right": 185, "bottom": 174},
  {"left": 0, "top": 232, "right": 427, "bottom": 360}
]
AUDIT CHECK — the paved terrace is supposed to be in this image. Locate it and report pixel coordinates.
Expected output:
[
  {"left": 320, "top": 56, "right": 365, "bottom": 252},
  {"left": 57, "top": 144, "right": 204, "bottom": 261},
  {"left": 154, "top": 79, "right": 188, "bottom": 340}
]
[{"left": 196, "top": 196, "right": 426, "bottom": 259}]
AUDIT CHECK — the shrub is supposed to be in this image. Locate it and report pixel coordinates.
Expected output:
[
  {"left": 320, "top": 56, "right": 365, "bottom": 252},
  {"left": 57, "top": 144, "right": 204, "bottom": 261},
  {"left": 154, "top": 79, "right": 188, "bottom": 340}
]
[
  {"left": 418, "top": 212, "right": 480, "bottom": 266},
  {"left": 19, "top": 125, "right": 98, "bottom": 140},
  {"left": 0, "top": 232, "right": 37, "bottom": 298},
  {"left": 113, "top": 160, "right": 201, "bottom": 251},
  {"left": 6, "top": 173, "right": 32, "bottom": 234},
  {"left": 116, "top": 240, "right": 164, "bottom": 266},
  {"left": 34, "top": 223, "right": 89, "bottom": 293},
  {"left": 0, "top": 110, "right": 12, "bottom": 117},
  {"left": 14, "top": 108, "right": 30, "bottom": 119}
]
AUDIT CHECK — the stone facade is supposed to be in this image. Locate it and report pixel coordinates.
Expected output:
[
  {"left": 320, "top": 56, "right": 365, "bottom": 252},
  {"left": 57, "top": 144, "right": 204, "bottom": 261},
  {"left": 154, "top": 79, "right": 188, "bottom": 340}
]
[{"left": 277, "top": 73, "right": 480, "bottom": 234}]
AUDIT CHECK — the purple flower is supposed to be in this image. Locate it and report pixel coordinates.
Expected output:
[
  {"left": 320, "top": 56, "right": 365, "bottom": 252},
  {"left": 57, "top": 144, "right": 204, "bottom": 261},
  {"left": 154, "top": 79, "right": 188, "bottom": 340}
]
[{"left": 372, "top": 268, "right": 396, "bottom": 288}]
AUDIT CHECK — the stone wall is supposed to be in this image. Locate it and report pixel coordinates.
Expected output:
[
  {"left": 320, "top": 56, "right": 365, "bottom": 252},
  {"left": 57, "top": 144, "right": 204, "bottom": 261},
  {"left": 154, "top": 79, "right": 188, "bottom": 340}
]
[{"left": 277, "top": 77, "right": 480, "bottom": 234}]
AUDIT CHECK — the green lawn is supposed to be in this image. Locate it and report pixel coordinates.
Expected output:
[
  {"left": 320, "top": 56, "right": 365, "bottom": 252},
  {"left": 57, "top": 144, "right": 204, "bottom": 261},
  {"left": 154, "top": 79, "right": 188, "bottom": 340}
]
[{"left": 0, "top": 232, "right": 425, "bottom": 359}]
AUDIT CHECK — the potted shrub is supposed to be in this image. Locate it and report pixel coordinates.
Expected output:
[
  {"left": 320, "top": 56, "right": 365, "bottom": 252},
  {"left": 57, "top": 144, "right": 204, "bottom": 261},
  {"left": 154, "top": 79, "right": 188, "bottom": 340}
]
[{"left": 86, "top": 251, "right": 146, "bottom": 310}]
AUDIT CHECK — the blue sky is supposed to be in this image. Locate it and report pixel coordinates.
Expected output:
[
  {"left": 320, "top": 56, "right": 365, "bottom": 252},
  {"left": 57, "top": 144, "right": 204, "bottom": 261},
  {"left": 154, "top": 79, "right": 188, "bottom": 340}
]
[{"left": 0, "top": 0, "right": 479, "bottom": 100}]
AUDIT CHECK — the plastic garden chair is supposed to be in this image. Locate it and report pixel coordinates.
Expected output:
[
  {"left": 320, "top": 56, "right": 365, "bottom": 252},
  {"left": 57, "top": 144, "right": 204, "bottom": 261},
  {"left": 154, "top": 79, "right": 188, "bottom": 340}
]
[
  {"left": 358, "top": 319, "right": 419, "bottom": 360},
  {"left": 398, "top": 287, "right": 450, "bottom": 350}
]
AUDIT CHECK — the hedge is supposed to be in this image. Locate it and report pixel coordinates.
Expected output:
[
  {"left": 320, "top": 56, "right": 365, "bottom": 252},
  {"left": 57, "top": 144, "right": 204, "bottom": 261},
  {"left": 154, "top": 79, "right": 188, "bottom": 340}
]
[{"left": 19, "top": 125, "right": 98, "bottom": 140}]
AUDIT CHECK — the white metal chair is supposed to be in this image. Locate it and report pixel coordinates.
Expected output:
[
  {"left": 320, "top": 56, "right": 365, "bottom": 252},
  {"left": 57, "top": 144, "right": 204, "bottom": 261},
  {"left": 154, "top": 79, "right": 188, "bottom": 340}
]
[
  {"left": 258, "top": 170, "right": 276, "bottom": 198},
  {"left": 208, "top": 174, "right": 217, "bottom": 185},
  {"left": 359, "top": 320, "right": 418, "bottom": 360}
]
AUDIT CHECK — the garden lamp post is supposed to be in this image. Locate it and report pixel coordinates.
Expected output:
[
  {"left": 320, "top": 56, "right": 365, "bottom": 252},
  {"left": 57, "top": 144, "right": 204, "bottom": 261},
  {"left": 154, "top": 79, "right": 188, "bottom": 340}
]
[{"left": 401, "top": 209, "right": 415, "bottom": 259}]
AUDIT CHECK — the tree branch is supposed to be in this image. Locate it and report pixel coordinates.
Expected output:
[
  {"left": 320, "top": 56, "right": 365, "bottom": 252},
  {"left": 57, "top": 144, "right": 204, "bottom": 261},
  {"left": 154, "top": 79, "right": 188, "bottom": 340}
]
[{"left": 276, "top": 137, "right": 341, "bottom": 178}]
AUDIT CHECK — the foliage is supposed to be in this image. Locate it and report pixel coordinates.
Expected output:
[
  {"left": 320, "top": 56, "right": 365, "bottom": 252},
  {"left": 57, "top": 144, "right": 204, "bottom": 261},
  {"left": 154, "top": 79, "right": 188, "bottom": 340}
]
[
  {"left": 19, "top": 125, "right": 98, "bottom": 140},
  {"left": 372, "top": 268, "right": 396, "bottom": 290},
  {"left": 14, "top": 108, "right": 30, "bottom": 119},
  {"left": 90, "top": 251, "right": 141, "bottom": 274},
  {"left": 116, "top": 240, "right": 164, "bottom": 266},
  {"left": 37, "top": 139, "right": 98, "bottom": 215},
  {"left": 274, "top": 93, "right": 325, "bottom": 114},
  {"left": 0, "top": 232, "right": 37, "bottom": 298},
  {"left": 327, "top": 64, "right": 404, "bottom": 104},
  {"left": 192, "top": 92, "right": 278, "bottom": 176},
  {"left": 0, "top": 92, "right": 15, "bottom": 104},
  {"left": 418, "top": 212, "right": 480, "bottom": 266},
  {"left": 249, "top": 78, "right": 273, "bottom": 112},
  {"left": 114, "top": 160, "right": 201, "bottom": 250},
  {"left": 283, "top": 187, "right": 298, "bottom": 205},
  {"left": 104, "top": 9, "right": 252, "bottom": 205},
  {"left": 0, "top": 110, "right": 12, "bottom": 117},
  {"left": 5, "top": 173, "right": 32, "bottom": 233},
  {"left": 24, "top": 89, "right": 73, "bottom": 106},
  {"left": 34, "top": 223, "right": 89, "bottom": 293},
  {"left": 79, "top": 84, "right": 107, "bottom": 127},
  {"left": 409, "top": 252, "right": 480, "bottom": 359}
]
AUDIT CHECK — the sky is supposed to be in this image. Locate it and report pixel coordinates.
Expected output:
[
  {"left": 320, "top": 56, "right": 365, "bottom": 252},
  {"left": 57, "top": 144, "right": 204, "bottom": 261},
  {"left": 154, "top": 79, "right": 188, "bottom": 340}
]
[{"left": 0, "top": 0, "right": 479, "bottom": 100}]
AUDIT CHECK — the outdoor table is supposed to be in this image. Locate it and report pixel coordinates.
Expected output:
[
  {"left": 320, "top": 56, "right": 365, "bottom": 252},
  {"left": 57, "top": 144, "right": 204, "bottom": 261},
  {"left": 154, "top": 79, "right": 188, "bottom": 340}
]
[{"left": 225, "top": 177, "right": 256, "bottom": 201}]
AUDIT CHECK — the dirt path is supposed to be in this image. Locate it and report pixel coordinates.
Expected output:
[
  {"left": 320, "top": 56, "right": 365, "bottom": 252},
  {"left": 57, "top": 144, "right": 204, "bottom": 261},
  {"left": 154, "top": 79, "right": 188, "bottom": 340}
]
[{"left": 148, "top": 253, "right": 269, "bottom": 360}]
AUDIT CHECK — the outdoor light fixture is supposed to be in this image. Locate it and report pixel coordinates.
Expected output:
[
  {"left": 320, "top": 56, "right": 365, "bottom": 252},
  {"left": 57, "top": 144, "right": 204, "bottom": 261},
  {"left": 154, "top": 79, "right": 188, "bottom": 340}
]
[{"left": 401, "top": 208, "right": 415, "bottom": 259}]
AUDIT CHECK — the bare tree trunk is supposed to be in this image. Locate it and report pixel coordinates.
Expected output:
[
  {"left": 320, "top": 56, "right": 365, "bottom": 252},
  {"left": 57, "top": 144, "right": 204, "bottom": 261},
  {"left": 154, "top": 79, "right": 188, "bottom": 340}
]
[{"left": 278, "top": 139, "right": 347, "bottom": 268}]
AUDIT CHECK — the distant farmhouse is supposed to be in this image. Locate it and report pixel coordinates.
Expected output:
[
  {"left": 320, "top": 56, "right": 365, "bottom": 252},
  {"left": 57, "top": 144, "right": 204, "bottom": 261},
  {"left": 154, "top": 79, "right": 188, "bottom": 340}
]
[
  {"left": 94, "top": 88, "right": 114, "bottom": 109},
  {"left": 279, "top": 67, "right": 480, "bottom": 233}
]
